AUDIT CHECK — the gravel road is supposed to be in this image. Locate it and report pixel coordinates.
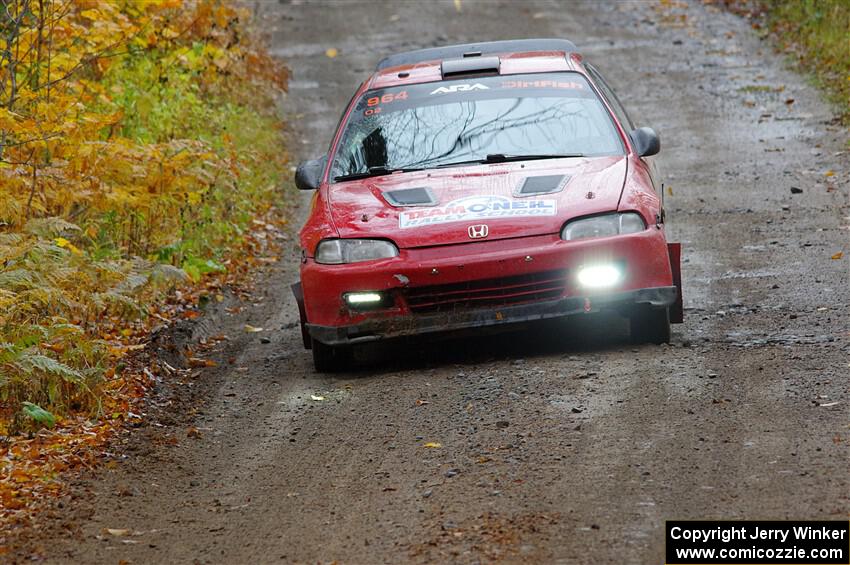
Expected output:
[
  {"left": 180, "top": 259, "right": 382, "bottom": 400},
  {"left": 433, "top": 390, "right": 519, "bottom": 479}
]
[{"left": 28, "top": 1, "right": 849, "bottom": 563}]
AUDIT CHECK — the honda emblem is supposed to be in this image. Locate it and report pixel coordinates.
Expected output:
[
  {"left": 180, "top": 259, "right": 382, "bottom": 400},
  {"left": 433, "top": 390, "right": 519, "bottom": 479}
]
[{"left": 468, "top": 224, "right": 489, "bottom": 239}]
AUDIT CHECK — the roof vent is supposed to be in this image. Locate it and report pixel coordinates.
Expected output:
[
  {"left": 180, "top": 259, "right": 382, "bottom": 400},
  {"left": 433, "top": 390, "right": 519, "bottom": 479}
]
[
  {"left": 515, "top": 174, "right": 570, "bottom": 196},
  {"left": 441, "top": 56, "right": 500, "bottom": 78},
  {"left": 383, "top": 187, "right": 438, "bottom": 207}
]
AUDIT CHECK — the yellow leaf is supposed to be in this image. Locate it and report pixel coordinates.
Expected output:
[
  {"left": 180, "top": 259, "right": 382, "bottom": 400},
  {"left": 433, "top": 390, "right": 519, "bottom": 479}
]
[
  {"left": 187, "top": 191, "right": 202, "bottom": 205},
  {"left": 244, "top": 324, "right": 264, "bottom": 333},
  {"left": 423, "top": 442, "right": 442, "bottom": 448},
  {"left": 824, "top": 170, "right": 835, "bottom": 177},
  {"left": 54, "top": 237, "right": 82, "bottom": 255},
  {"left": 666, "top": 186, "right": 673, "bottom": 196},
  {"left": 325, "top": 48, "right": 338, "bottom": 58},
  {"left": 831, "top": 251, "right": 844, "bottom": 260},
  {"left": 310, "top": 394, "right": 325, "bottom": 401}
]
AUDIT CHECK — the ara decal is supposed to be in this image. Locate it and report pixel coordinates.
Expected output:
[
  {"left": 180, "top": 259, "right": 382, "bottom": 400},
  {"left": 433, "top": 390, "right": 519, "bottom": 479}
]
[{"left": 429, "top": 83, "right": 490, "bottom": 95}]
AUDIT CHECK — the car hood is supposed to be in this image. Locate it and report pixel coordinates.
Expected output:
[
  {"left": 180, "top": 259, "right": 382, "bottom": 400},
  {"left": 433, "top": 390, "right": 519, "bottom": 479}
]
[{"left": 328, "top": 156, "right": 627, "bottom": 249}]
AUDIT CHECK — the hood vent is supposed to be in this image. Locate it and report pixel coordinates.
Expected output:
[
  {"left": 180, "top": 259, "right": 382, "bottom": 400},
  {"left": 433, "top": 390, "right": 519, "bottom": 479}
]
[
  {"left": 383, "top": 187, "right": 438, "bottom": 207},
  {"left": 516, "top": 174, "right": 570, "bottom": 196}
]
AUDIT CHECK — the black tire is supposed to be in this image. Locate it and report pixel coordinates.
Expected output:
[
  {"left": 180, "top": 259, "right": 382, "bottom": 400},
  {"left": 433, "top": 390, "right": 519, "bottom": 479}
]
[
  {"left": 311, "top": 339, "right": 352, "bottom": 373},
  {"left": 629, "top": 306, "right": 671, "bottom": 345}
]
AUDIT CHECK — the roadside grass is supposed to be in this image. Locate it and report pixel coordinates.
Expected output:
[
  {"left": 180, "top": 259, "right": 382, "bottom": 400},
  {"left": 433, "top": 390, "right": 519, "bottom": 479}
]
[
  {"left": 728, "top": 0, "right": 850, "bottom": 122},
  {"left": 766, "top": 0, "right": 850, "bottom": 121},
  {"left": 0, "top": 0, "right": 289, "bottom": 527}
]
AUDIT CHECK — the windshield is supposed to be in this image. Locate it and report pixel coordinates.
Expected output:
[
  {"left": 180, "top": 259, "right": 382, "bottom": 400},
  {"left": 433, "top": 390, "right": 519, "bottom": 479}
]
[{"left": 330, "top": 72, "right": 623, "bottom": 181}]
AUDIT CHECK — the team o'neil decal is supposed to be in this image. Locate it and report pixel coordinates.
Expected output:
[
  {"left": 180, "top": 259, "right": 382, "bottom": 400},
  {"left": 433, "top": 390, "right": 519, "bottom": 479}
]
[{"left": 398, "top": 195, "right": 557, "bottom": 229}]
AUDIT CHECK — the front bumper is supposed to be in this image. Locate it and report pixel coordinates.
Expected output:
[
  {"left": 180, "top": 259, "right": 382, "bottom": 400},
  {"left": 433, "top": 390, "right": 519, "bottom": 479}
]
[
  {"left": 306, "top": 285, "right": 677, "bottom": 346},
  {"left": 297, "top": 229, "right": 678, "bottom": 346}
]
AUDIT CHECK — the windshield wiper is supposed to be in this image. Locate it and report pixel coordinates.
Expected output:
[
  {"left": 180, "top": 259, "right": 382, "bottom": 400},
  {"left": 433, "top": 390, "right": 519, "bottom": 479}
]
[
  {"left": 337, "top": 154, "right": 587, "bottom": 180},
  {"left": 484, "top": 153, "right": 584, "bottom": 163},
  {"left": 334, "top": 166, "right": 424, "bottom": 182},
  {"left": 435, "top": 153, "right": 584, "bottom": 169}
]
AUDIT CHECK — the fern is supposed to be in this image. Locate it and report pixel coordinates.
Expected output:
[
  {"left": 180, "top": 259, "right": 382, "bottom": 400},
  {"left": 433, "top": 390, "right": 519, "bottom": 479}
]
[
  {"left": 18, "top": 353, "right": 83, "bottom": 384},
  {"left": 24, "top": 217, "right": 82, "bottom": 238},
  {"left": 0, "top": 268, "right": 38, "bottom": 291}
]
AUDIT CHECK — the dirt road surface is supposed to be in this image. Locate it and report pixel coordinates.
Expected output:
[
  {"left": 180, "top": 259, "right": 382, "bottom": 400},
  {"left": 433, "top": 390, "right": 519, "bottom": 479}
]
[{"left": 24, "top": 1, "right": 849, "bottom": 563}]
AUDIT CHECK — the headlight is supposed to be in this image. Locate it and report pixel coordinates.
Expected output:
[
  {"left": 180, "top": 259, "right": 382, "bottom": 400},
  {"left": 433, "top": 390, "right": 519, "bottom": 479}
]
[
  {"left": 315, "top": 239, "right": 399, "bottom": 264},
  {"left": 561, "top": 212, "right": 646, "bottom": 241}
]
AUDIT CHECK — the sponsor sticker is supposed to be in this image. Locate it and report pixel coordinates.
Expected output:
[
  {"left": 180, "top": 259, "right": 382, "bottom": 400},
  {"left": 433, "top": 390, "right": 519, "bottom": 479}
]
[
  {"left": 429, "top": 83, "right": 490, "bottom": 95},
  {"left": 398, "top": 195, "right": 557, "bottom": 229}
]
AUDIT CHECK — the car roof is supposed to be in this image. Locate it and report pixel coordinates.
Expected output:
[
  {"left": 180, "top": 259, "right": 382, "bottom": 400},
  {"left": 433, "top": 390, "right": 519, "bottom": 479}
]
[
  {"left": 375, "top": 39, "right": 578, "bottom": 70},
  {"left": 367, "top": 38, "right": 584, "bottom": 90}
]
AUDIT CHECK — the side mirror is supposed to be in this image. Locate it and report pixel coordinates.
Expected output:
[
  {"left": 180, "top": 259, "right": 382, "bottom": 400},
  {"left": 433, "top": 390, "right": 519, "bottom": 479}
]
[
  {"left": 629, "top": 127, "right": 660, "bottom": 158},
  {"left": 294, "top": 155, "right": 327, "bottom": 190}
]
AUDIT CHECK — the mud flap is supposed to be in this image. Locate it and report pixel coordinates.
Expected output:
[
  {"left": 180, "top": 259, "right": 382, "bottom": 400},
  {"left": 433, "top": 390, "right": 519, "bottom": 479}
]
[
  {"left": 291, "top": 281, "right": 312, "bottom": 349},
  {"left": 667, "top": 242, "right": 684, "bottom": 323}
]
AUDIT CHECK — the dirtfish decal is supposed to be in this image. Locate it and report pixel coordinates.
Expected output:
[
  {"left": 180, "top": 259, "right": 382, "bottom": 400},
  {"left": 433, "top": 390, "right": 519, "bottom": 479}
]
[
  {"left": 429, "top": 83, "right": 490, "bottom": 95},
  {"left": 399, "top": 195, "right": 557, "bottom": 228}
]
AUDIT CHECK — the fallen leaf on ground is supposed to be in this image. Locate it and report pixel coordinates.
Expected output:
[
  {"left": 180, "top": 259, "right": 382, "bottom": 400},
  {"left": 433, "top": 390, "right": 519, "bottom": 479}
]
[
  {"left": 325, "top": 47, "right": 338, "bottom": 58},
  {"left": 423, "top": 442, "right": 442, "bottom": 448},
  {"left": 824, "top": 170, "right": 835, "bottom": 177},
  {"left": 831, "top": 251, "right": 843, "bottom": 260},
  {"left": 310, "top": 394, "right": 325, "bottom": 401},
  {"left": 244, "top": 324, "right": 264, "bottom": 333},
  {"left": 187, "top": 427, "right": 202, "bottom": 438},
  {"left": 105, "top": 528, "right": 130, "bottom": 536},
  {"left": 415, "top": 399, "right": 429, "bottom": 406},
  {"left": 188, "top": 357, "right": 217, "bottom": 368}
]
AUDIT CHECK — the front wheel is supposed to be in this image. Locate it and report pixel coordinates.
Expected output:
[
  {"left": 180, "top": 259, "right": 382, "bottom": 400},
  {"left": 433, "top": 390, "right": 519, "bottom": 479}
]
[
  {"left": 311, "top": 339, "right": 353, "bottom": 373},
  {"left": 629, "top": 306, "right": 671, "bottom": 345}
]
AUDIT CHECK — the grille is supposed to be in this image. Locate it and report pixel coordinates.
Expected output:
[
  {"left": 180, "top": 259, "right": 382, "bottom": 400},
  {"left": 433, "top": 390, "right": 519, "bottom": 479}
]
[{"left": 404, "top": 269, "right": 567, "bottom": 314}]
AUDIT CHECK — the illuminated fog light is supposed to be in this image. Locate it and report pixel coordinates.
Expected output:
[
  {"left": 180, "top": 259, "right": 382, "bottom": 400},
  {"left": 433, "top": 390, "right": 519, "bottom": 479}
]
[
  {"left": 344, "top": 292, "right": 383, "bottom": 305},
  {"left": 576, "top": 265, "right": 622, "bottom": 288}
]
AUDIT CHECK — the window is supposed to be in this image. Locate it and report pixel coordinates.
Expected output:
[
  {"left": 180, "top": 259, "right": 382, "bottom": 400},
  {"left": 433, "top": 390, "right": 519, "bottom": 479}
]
[
  {"left": 585, "top": 63, "right": 635, "bottom": 131},
  {"left": 330, "top": 73, "right": 624, "bottom": 180}
]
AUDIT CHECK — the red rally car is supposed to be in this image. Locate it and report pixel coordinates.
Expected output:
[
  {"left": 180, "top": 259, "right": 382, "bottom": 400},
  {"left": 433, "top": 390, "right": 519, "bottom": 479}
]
[{"left": 293, "top": 39, "right": 683, "bottom": 372}]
